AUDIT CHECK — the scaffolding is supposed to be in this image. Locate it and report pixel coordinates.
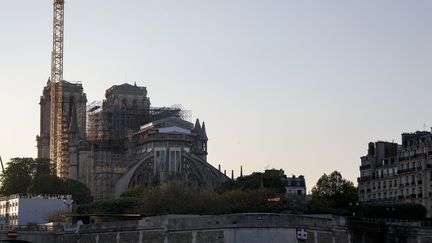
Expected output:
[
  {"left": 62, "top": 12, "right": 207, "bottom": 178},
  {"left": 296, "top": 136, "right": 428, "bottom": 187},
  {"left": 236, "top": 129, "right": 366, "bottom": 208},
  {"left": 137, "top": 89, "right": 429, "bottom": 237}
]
[
  {"left": 49, "top": 0, "right": 67, "bottom": 178},
  {"left": 87, "top": 101, "right": 189, "bottom": 142}
]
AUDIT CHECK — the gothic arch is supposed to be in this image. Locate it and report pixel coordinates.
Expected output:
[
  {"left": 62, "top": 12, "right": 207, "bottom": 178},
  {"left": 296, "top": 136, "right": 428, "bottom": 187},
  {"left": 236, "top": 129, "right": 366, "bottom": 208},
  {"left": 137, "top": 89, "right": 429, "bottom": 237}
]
[{"left": 113, "top": 151, "right": 154, "bottom": 197}]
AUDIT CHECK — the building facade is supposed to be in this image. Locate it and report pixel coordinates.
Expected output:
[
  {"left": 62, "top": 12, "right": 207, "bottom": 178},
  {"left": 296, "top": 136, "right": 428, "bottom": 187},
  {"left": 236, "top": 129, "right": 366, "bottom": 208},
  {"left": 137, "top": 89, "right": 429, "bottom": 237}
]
[
  {"left": 36, "top": 79, "right": 87, "bottom": 178},
  {"left": 285, "top": 175, "right": 306, "bottom": 195},
  {"left": 358, "top": 131, "right": 432, "bottom": 216},
  {"left": 0, "top": 194, "right": 71, "bottom": 226}
]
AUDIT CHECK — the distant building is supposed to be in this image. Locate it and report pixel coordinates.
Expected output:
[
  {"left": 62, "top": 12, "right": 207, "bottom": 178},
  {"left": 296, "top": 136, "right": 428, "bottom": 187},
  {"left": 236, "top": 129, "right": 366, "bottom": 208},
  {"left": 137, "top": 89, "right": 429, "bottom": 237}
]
[
  {"left": 264, "top": 169, "right": 285, "bottom": 178},
  {"left": 358, "top": 131, "right": 432, "bottom": 217},
  {"left": 285, "top": 175, "right": 306, "bottom": 195},
  {"left": 0, "top": 194, "right": 71, "bottom": 226},
  {"left": 264, "top": 169, "right": 306, "bottom": 195}
]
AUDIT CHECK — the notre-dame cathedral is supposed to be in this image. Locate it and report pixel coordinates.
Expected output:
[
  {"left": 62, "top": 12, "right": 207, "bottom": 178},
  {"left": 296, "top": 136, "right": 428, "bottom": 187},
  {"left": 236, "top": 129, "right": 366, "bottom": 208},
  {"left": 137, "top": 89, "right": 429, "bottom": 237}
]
[{"left": 36, "top": 80, "right": 229, "bottom": 199}]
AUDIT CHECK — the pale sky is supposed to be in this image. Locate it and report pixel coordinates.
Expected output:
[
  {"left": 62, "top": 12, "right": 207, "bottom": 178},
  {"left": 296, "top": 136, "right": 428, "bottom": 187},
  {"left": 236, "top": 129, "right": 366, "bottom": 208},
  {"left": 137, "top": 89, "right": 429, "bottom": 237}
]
[{"left": 1, "top": 0, "right": 432, "bottom": 191}]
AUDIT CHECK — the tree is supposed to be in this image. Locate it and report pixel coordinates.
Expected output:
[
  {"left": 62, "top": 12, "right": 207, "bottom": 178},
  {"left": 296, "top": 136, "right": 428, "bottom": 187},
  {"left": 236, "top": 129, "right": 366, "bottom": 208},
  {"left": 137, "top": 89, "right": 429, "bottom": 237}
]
[
  {"left": 27, "top": 175, "right": 64, "bottom": 195},
  {"left": 0, "top": 158, "right": 54, "bottom": 195},
  {"left": 0, "top": 157, "right": 93, "bottom": 204},
  {"left": 311, "top": 171, "right": 358, "bottom": 210},
  {"left": 77, "top": 181, "right": 287, "bottom": 215},
  {"left": 76, "top": 198, "right": 138, "bottom": 214},
  {"left": 219, "top": 172, "right": 286, "bottom": 193},
  {"left": 63, "top": 179, "right": 94, "bottom": 204},
  {"left": 27, "top": 176, "right": 93, "bottom": 204},
  {"left": 120, "top": 185, "right": 145, "bottom": 198}
]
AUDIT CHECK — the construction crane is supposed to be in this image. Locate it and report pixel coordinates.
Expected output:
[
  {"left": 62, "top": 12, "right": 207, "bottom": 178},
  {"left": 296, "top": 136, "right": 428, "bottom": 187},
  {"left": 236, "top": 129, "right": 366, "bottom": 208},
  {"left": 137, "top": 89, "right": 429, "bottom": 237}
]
[
  {"left": 49, "top": 0, "right": 65, "bottom": 178},
  {"left": 0, "top": 156, "right": 4, "bottom": 174}
]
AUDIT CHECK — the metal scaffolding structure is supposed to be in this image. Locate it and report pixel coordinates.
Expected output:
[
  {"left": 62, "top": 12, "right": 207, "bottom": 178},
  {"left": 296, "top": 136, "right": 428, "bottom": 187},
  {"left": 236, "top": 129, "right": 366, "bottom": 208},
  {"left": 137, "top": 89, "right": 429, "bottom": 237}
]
[
  {"left": 49, "top": 0, "right": 67, "bottom": 178},
  {"left": 87, "top": 102, "right": 189, "bottom": 141}
]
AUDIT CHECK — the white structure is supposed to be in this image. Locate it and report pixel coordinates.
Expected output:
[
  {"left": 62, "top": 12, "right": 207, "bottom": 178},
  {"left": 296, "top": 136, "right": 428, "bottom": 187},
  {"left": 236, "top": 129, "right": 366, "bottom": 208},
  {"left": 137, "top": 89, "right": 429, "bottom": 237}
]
[
  {"left": 285, "top": 175, "right": 307, "bottom": 195},
  {"left": 0, "top": 194, "right": 71, "bottom": 226}
]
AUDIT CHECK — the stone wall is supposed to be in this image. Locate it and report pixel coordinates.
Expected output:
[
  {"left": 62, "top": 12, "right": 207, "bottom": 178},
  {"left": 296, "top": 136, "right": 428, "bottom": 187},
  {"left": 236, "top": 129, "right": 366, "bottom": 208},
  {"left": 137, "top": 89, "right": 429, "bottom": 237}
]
[
  {"left": 10, "top": 214, "right": 432, "bottom": 243},
  {"left": 56, "top": 214, "right": 348, "bottom": 243}
]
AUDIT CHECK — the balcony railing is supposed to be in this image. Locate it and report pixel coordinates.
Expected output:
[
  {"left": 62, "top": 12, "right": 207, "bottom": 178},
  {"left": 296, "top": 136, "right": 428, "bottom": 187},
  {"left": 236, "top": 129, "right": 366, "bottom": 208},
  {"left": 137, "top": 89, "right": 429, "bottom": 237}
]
[{"left": 398, "top": 168, "right": 416, "bottom": 174}]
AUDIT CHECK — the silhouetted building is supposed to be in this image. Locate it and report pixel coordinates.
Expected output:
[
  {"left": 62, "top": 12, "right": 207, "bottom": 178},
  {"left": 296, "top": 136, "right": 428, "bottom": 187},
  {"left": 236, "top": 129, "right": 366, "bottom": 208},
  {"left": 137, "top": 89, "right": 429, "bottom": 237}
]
[{"left": 264, "top": 169, "right": 306, "bottom": 195}]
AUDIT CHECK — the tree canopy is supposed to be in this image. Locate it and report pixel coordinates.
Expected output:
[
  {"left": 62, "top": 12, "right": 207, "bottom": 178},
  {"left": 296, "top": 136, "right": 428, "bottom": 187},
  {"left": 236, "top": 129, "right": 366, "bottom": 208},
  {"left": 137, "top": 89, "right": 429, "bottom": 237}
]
[
  {"left": 311, "top": 171, "right": 358, "bottom": 212},
  {"left": 62, "top": 178, "right": 94, "bottom": 204},
  {"left": 80, "top": 181, "right": 287, "bottom": 216},
  {"left": 0, "top": 157, "right": 93, "bottom": 204},
  {"left": 0, "top": 158, "right": 54, "bottom": 195},
  {"left": 218, "top": 172, "right": 286, "bottom": 193}
]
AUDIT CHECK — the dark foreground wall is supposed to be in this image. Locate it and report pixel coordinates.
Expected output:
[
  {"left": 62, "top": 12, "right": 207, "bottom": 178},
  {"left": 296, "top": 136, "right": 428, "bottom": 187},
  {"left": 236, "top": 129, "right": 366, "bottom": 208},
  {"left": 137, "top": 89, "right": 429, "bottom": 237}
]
[
  {"left": 7, "top": 214, "right": 432, "bottom": 243},
  {"left": 58, "top": 214, "right": 348, "bottom": 243},
  {"left": 349, "top": 218, "right": 432, "bottom": 243}
]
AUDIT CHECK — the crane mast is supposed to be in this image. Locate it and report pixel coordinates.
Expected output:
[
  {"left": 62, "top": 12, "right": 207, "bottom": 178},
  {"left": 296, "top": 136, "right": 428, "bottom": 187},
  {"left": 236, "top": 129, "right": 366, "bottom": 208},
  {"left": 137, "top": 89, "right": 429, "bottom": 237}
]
[{"left": 50, "top": 0, "right": 66, "bottom": 177}]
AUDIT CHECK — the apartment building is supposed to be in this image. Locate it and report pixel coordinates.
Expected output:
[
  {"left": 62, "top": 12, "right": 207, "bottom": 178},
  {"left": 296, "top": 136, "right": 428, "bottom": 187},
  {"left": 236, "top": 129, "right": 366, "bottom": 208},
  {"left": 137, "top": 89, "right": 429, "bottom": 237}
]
[{"left": 358, "top": 131, "right": 432, "bottom": 216}]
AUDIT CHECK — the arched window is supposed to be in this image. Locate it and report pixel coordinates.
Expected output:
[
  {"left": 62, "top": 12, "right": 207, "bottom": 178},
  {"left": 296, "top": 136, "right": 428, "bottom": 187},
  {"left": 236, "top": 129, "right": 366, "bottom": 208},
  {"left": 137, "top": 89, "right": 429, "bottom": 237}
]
[
  {"left": 121, "top": 98, "right": 128, "bottom": 107},
  {"left": 132, "top": 99, "right": 138, "bottom": 109}
]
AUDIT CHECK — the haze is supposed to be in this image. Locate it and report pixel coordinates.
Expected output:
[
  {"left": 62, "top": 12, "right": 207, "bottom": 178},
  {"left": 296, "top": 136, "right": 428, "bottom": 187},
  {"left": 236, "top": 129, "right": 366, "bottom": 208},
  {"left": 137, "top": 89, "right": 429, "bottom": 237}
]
[{"left": 1, "top": 0, "right": 432, "bottom": 190}]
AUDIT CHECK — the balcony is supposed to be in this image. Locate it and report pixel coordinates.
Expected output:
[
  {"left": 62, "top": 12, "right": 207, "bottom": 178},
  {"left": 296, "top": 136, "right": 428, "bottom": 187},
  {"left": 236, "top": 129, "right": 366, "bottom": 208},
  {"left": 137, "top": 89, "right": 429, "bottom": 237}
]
[{"left": 398, "top": 168, "right": 416, "bottom": 174}]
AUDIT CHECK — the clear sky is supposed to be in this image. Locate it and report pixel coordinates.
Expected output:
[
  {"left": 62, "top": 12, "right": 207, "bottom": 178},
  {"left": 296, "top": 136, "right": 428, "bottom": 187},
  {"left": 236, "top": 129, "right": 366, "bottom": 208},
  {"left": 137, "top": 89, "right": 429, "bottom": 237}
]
[{"left": 1, "top": 0, "right": 432, "bottom": 191}]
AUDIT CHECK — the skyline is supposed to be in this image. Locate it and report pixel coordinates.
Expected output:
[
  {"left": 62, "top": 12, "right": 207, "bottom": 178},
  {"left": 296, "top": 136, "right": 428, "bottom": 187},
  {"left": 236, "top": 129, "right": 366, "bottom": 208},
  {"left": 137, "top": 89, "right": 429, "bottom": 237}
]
[{"left": 1, "top": 0, "right": 432, "bottom": 189}]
